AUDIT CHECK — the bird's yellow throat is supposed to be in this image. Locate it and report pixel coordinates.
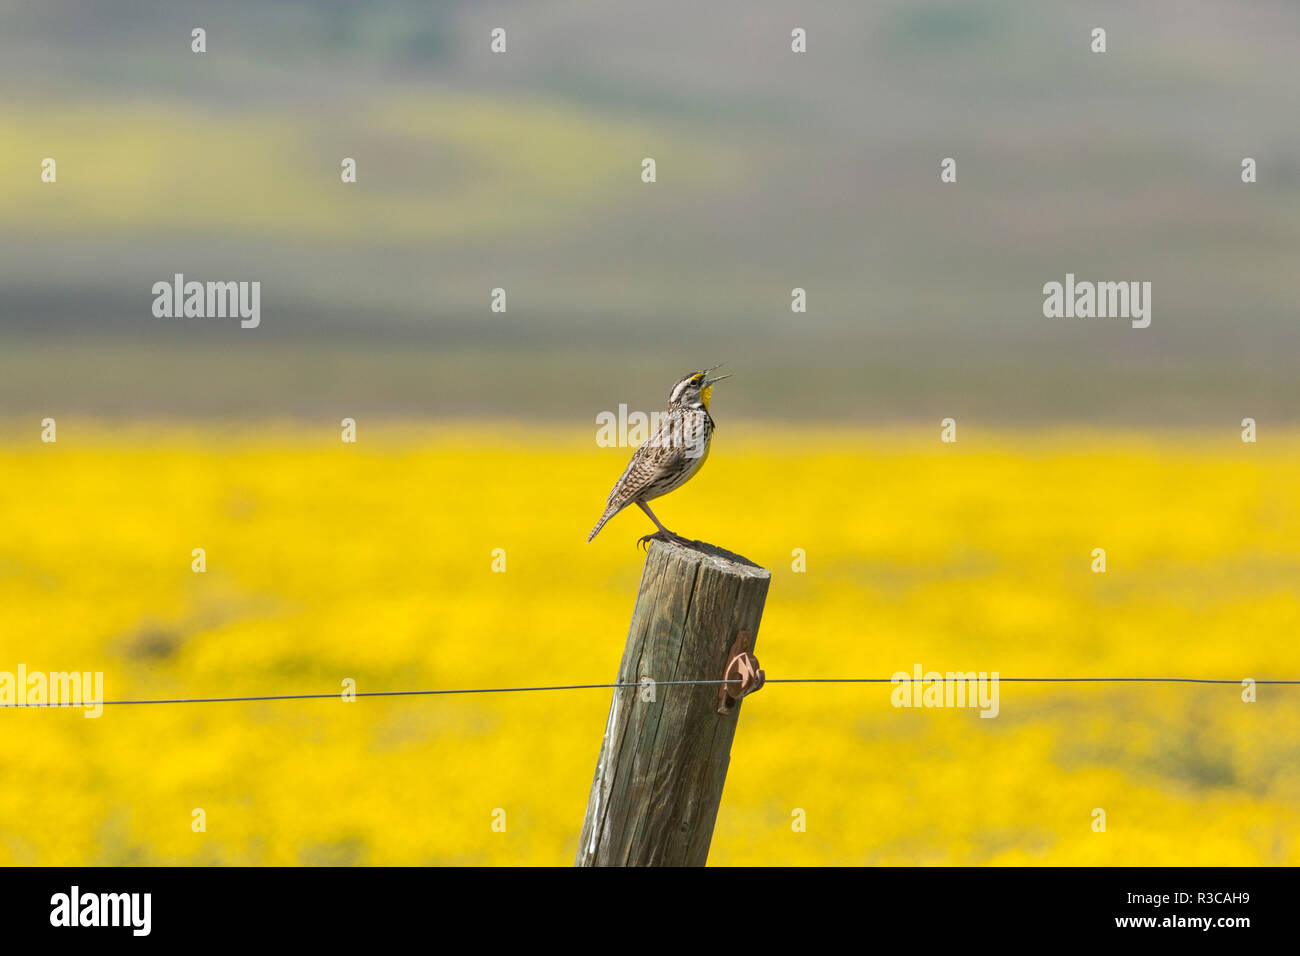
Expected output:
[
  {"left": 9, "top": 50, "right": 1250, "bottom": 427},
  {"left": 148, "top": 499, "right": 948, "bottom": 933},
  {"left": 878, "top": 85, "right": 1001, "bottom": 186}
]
[{"left": 700, "top": 385, "right": 713, "bottom": 409}]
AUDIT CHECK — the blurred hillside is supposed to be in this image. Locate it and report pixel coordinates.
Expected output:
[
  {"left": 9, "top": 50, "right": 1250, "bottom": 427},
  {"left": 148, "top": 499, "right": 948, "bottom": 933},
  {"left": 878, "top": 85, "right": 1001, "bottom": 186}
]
[{"left": 1, "top": 0, "right": 1298, "bottom": 422}]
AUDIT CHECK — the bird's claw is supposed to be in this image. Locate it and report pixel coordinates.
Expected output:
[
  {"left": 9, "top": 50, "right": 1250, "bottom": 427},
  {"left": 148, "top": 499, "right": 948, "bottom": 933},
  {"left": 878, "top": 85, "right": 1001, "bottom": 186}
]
[{"left": 637, "top": 531, "right": 689, "bottom": 550}]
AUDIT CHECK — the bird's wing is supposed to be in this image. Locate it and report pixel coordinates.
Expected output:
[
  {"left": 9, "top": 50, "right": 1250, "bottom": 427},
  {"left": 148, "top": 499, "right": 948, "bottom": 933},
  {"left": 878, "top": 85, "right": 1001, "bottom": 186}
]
[{"left": 605, "top": 417, "right": 688, "bottom": 507}]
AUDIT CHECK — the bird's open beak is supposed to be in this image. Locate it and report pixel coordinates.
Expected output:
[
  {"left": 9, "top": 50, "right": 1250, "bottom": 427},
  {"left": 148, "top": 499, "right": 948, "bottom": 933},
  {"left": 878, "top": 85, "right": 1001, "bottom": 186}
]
[{"left": 702, "top": 364, "right": 731, "bottom": 387}]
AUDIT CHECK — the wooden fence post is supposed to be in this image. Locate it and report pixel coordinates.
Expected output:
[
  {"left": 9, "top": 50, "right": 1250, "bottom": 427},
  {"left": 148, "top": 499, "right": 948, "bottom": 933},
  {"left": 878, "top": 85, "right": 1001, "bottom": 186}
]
[{"left": 575, "top": 538, "right": 770, "bottom": 866}]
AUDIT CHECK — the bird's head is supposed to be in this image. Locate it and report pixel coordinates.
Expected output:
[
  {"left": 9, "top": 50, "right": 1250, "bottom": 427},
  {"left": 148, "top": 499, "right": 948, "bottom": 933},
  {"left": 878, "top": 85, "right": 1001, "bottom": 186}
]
[{"left": 669, "top": 364, "right": 731, "bottom": 411}]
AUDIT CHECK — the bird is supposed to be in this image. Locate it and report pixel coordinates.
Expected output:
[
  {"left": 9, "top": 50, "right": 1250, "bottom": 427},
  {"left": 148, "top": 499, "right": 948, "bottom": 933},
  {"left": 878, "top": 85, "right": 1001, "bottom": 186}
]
[{"left": 587, "top": 364, "right": 731, "bottom": 546}]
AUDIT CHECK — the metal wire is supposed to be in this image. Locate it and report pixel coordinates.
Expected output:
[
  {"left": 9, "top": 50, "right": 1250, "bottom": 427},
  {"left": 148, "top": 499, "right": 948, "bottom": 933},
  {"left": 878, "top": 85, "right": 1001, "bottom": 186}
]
[
  {"left": 2, "top": 675, "right": 1296, "bottom": 708},
  {"left": 765, "top": 677, "right": 1300, "bottom": 684}
]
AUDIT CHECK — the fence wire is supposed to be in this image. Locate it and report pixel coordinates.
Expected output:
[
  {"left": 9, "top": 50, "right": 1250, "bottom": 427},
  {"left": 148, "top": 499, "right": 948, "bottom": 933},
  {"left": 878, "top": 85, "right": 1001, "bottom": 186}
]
[{"left": 2, "top": 675, "right": 1297, "bottom": 708}]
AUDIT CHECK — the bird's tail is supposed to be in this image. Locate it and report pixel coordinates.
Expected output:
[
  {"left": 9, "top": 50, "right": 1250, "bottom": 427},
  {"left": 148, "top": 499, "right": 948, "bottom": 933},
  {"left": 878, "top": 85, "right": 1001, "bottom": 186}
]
[{"left": 586, "top": 506, "right": 618, "bottom": 543}]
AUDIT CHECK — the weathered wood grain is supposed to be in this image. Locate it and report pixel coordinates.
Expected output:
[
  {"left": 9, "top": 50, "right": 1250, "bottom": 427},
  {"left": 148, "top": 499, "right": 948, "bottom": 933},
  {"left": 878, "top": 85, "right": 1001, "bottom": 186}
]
[{"left": 575, "top": 538, "right": 770, "bottom": 866}]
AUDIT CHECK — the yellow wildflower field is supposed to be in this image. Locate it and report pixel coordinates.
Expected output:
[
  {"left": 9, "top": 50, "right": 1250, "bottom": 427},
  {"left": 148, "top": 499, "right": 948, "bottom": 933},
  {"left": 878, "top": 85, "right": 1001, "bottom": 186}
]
[{"left": 0, "top": 423, "right": 1297, "bottom": 865}]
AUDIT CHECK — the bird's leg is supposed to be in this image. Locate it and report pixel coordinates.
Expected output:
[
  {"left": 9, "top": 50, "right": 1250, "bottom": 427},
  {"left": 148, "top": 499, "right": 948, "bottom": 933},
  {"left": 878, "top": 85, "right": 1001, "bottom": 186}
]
[{"left": 635, "top": 500, "right": 690, "bottom": 549}]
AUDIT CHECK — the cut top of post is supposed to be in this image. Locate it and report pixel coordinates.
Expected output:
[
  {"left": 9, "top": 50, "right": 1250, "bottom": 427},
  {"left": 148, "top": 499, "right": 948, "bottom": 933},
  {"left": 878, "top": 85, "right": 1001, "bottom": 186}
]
[{"left": 648, "top": 538, "right": 770, "bottom": 580}]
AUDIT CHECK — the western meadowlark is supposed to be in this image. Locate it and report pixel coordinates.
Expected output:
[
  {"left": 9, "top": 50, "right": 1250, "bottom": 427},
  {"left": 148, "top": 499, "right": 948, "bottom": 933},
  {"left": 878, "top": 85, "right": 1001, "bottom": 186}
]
[{"left": 587, "top": 364, "right": 731, "bottom": 546}]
